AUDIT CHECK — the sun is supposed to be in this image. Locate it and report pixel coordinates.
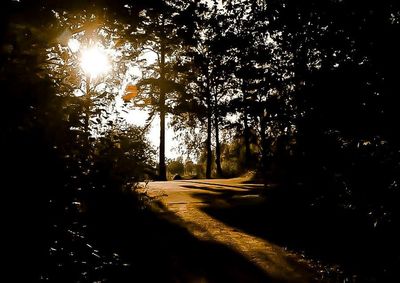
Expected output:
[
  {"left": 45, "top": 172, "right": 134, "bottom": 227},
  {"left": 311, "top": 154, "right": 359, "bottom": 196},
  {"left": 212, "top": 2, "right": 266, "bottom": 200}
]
[{"left": 80, "top": 46, "right": 111, "bottom": 78}]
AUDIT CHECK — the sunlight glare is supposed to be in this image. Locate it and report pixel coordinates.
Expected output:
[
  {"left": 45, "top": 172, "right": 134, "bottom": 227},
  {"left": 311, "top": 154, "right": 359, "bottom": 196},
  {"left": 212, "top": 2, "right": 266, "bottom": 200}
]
[
  {"left": 68, "top": 38, "right": 80, "bottom": 53},
  {"left": 80, "top": 47, "right": 110, "bottom": 78}
]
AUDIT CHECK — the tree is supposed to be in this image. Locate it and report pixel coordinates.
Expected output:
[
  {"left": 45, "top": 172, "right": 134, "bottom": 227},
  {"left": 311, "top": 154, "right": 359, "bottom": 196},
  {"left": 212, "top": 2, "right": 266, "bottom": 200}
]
[
  {"left": 167, "top": 157, "right": 185, "bottom": 176},
  {"left": 122, "top": 0, "right": 199, "bottom": 180},
  {"left": 184, "top": 159, "right": 196, "bottom": 176},
  {"left": 94, "top": 125, "right": 156, "bottom": 186},
  {"left": 2, "top": 2, "right": 156, "bottom": 280},
  {"left": 174, "top": 2, "right": 229, "bottom": 178},
  {"left": 1, "top": 1, "right": 81, "bottom": 280}
]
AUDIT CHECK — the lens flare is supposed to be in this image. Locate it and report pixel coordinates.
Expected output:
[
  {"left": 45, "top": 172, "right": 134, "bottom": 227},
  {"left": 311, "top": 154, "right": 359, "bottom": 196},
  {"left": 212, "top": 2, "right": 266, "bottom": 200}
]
[
  {"left": 68, "top": 38, "right": 80, "bottom": 53},
  {"left": 80, "top": 47, "right": 110, "bottom": 78}
]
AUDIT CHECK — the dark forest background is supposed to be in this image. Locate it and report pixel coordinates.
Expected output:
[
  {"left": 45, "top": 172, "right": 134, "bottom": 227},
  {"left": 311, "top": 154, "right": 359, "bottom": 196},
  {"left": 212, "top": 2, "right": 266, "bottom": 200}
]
[{"left": 1, "top": 0, "right": 400, "bottom": 282}]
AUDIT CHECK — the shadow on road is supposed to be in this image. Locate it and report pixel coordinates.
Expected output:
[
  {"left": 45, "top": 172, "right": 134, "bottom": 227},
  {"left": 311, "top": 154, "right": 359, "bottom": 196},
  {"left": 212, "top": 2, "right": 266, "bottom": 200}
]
[
  {"left": 181, "top": 183, "right": 400, "bottom": 282},
  {"left": 181, "top": 184, "right": 264, "bottom": 196},
  {"left": 84, "top": 191, "right": 282, "bottom": 283},
  {"left": 179, "top": 180, "right": 264, "bottom": 190}
]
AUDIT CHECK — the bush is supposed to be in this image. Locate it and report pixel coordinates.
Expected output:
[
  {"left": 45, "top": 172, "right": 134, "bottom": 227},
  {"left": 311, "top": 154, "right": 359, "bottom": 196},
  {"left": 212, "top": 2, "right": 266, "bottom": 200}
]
[{"left": 167, "top": 159, "right": 185, "bottom": 176}]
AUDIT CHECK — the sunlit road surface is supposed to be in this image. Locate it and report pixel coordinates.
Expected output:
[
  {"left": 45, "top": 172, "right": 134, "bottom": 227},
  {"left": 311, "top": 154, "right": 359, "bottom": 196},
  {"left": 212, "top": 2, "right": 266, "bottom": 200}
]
[{"left": 142, "top": 178, "right": 322, "bottom": 283}]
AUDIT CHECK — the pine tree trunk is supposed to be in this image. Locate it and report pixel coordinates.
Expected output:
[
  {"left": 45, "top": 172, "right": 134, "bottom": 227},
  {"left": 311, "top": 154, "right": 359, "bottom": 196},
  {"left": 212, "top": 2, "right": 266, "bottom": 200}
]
[
  {"left": 206, "top": 76, "right": 212, "bottom": 179},
  {"left": 159, "top": 93, "right": 166, "bottom": 180},
  {"left": 244, "top": 111, "right": 251, "bottom": 169},
  {"left": 158, "top": 20, "right": 167, "bottom": 181},
  {"left": 214, "top": 94, "right": 223, "bottom": 177},
  {"left": 260, "top": 113, "right": 268, "bottom": 178},
  {"left": 242, "top": 81, "right": 251, "bottom": 170}
]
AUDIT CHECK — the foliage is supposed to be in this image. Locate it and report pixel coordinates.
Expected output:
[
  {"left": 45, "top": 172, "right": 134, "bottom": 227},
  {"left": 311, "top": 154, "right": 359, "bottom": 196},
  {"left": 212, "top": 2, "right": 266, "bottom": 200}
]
[
  {"left": 167, "top": 157, "right": 185, "bottom": 176},
  {"left": 3, "top": 0, "right": 400, "bottom": 280},
  {"left": 184, "top": 159, "right": 196, "bottom": 176},
  {"left": 1, "top": 1, "right": 155, "bottom": 281},
  {"left": 93, "top": 125, "right": 156, "bottom": 186},
  {"left": 120, "top": 0, "right": 204, "bottom": 180}
]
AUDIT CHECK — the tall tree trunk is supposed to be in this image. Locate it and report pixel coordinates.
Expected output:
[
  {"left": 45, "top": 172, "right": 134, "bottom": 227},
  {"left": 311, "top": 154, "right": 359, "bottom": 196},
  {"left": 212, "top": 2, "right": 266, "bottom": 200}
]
[
  {"left": 158, "top": 19, "right": 167, "bottom": 181},
  {"left": 242, "top": 81, "right": 251, "bottom": 169},
  {"left": 243, "top": 112, "right": 251, "bottom": 169},
  {"left": 159, "top": 92, "right": 166, "bottom": 180},
  {"left": 259, "top": 112, "right": 268, "bottom": 180},
  {"left": 206, "top": 81, "right": 212, "bottom": 179},
  {"left": 214, "top": 93, "right": 223, "bottom": 177}
]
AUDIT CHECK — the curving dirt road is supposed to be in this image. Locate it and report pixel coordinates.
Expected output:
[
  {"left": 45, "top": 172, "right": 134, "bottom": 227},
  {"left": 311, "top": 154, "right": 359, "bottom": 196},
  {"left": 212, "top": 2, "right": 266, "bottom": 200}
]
[{"left": 142, "top": 178, "right": 331, "bottom": 283}]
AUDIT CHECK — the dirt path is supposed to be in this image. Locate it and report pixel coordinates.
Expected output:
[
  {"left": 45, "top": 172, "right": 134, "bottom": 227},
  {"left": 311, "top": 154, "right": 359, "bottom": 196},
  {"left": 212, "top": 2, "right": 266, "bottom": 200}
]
[{"left": 142, "top": 178, "right": 325, "bottom": 282}]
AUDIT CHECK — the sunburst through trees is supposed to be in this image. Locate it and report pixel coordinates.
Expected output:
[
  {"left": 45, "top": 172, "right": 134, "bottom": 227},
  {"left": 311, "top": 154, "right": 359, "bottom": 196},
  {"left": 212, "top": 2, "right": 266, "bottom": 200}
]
[{"left": 3, "top": 0, "right": 400, "bottom": 282}]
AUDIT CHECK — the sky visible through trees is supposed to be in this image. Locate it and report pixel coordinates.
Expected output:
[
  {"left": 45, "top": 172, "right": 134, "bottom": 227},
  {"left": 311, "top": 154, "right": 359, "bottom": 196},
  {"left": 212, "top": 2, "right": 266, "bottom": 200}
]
[
  {"left": 2, "top": 0, "right": 400, "bottom": 282},
  {"left": 124, "top": 112, "right": 179, "bottom": 157}
]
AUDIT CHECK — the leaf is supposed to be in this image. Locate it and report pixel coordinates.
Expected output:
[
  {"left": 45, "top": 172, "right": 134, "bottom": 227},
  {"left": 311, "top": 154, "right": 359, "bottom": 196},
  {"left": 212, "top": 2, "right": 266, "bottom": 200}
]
[{"left": 123, "top": 85, "right": 138, "bottom": 102}]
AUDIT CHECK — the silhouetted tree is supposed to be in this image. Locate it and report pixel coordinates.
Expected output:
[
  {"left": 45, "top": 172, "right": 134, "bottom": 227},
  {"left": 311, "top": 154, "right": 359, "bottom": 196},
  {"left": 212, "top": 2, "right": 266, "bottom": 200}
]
[
  {"left": 2, "top": 2, "right": 156, "bottom": 281},
  {"left": 121, "top": 0, "right": 199, "bottom": 180}
]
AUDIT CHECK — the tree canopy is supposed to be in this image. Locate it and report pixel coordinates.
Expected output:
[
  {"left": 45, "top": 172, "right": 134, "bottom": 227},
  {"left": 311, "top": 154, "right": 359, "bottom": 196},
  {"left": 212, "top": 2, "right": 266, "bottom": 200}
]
[{"left": 2, "top": 0, "right": 400, "bottom": 281}]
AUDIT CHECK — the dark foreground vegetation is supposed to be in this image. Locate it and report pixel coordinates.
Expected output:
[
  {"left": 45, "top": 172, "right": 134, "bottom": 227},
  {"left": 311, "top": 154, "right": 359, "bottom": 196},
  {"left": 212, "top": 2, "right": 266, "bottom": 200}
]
[{"left": 2, "top": 0, "right": 400, "bottom": 282}]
